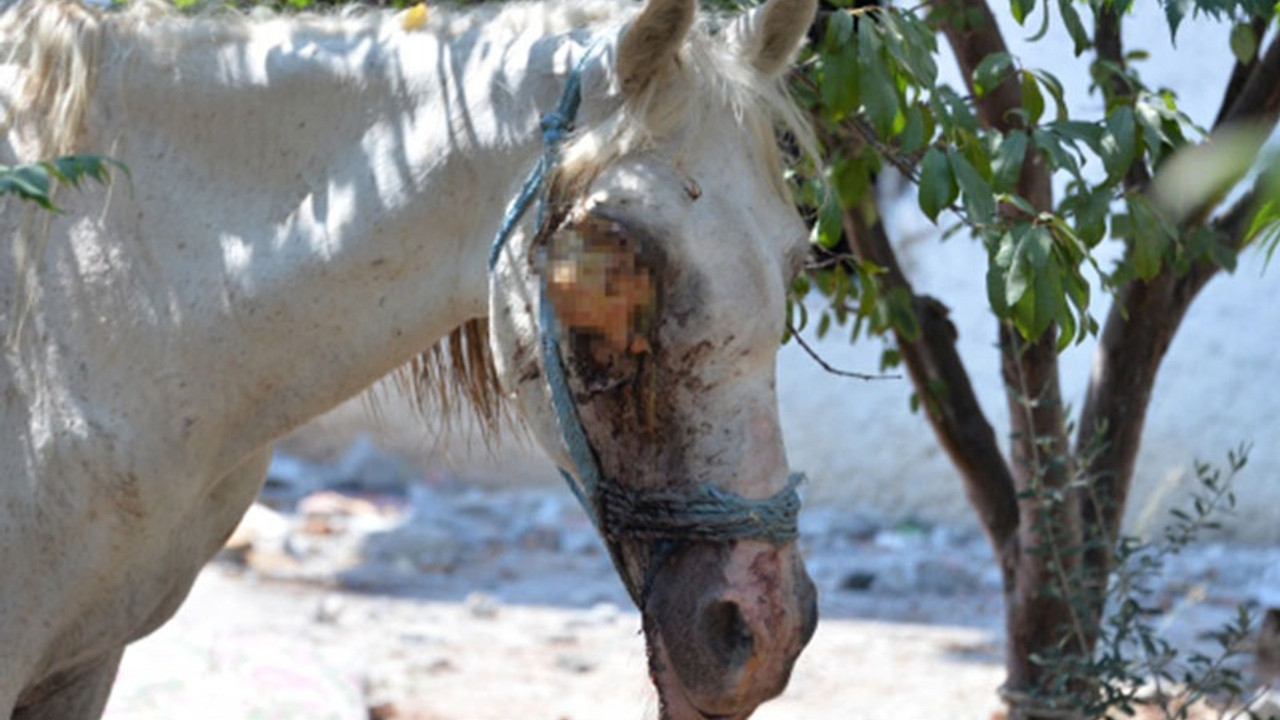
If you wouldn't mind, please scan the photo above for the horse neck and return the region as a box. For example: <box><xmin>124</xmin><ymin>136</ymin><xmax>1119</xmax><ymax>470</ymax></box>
<box><xmin>72</xmin><ymin>6</ymin><xmax>614</xmax><ymax>459</ymax></box>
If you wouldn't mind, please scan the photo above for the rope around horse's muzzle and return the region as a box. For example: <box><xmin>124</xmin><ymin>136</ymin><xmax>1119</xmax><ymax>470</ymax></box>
<box><xmin>599</xmin><ymin>473</ymin><xmax>802</xmax><ymax>544</ymax></box>
<box><xmin>485</xmin><ymin>42</ymin><xmax>803</xmax><ymax>606</ymax></box>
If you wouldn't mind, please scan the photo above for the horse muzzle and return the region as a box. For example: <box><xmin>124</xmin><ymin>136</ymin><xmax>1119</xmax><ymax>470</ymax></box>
<box><xmin>642</xmin><ymin>539</ymin><xmax>818</xmax><ymax>720</ymax></box>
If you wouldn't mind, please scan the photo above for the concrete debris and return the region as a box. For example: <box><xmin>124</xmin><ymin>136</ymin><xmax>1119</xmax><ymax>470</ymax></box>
<box><xmin>465</xmin><ymin>591</ymin><xmax>500</xmax><ymax>619</ymax></box>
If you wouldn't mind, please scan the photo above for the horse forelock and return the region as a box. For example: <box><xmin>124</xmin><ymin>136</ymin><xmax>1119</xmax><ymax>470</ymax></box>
<box><xmin>556</xmin><ymin>15</ymin><xmax>817</xmax><ymax>205</ymax></box>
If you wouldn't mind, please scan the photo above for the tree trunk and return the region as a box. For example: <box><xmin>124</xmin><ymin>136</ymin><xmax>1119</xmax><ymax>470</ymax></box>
<box><xmin>823</xmin><ymin>0</ymin><xmax>1280</xmax><ymax>715</ymax></box>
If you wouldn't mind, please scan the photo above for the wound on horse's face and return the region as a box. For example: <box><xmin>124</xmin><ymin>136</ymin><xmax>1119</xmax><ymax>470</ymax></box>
<box><xmin>544</xmin><ymin>216</ymin><xmax>658</xmax><ymax>377</ymax></box>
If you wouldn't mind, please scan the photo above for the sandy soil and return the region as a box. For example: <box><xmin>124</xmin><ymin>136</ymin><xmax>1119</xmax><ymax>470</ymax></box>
<box><xmin>108</xmin><ymin>566</ymin><xmax>1011</xmax><ymax>720</ymax></box>
<box><xmin>101</xmin><ymin>476</ymin><xmax>1279</xmax><ymax>720</ymax></box>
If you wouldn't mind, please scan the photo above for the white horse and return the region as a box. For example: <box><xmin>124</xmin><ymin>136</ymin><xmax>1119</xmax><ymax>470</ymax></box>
<box><xmin>0</xmin><ymin>0</ymin><xmax>818</xmax><ymax>717</ymax></box>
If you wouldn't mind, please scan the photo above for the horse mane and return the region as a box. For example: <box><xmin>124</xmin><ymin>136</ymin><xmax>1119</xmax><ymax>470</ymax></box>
<box><xmin>2</xmin><ymin>0</ymin><xmax>814</xmax><ymax>439</ymax></box>
<box><xmin>2</xmin><ymin>0</ymin><xmax>108</xmax><ymax>156</ymax></box>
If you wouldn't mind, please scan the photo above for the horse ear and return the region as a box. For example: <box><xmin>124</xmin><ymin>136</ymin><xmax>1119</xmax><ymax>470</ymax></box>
<box><xmin>732</xmin><ymin>0</ymin><xmax>817</xmax><ymax>78</ymax></box>
<box><xmin>616</xmin><ymin>0</ymin><xmax>696</xmax><ymax>97</ymax></box>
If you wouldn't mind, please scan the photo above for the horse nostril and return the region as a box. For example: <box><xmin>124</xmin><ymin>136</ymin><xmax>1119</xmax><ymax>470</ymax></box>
<box><xmin>702</xmin><ymin>600</ymin><xmax>755</xmax><ymax>670</ymax></box>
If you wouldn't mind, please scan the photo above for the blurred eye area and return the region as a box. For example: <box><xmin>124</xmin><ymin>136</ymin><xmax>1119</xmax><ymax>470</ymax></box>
<box><xmin>544</xmin><ymin>215</ymin><xmax>657</xmax><ymax>387</ymax></box>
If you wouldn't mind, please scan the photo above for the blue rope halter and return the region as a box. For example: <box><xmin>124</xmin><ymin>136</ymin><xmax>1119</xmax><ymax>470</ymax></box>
<box><xmin>487</xmin><ymin>44</ymin><xmax>803</xmax><ymax>603</ymax></box>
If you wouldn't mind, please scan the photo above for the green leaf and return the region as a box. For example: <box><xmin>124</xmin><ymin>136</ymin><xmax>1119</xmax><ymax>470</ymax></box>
<box><xmin>814</xmin><ymin>196</ymin><xmax>844</xmax><ymax>249</ymax></box>
<box><xmin>1247</xmin><ymin>157</ymin><xmax>1280</xmax><ymax>261</ymax></box>
<box><xmin>1134</xmin><ymin>99</ymin><xmax>1172</xmax><ymax>149</ymax></box>
<box><xmin>899</xmin><ymin>104</ymin><xmax>928</xmax><ymax>154</ymax></box>
<box><xmin>1134</xmin><ymin>95</ymin><xmax>1195</xmax><ymax>169</ymax></box>
<box><xmin>1230</xmin><ymin>22</ymin><xmax>1258</xmax><ymax>64</ymax></box>
<box><xmin>1058</xmin><ymin>0</ymin><xmax>1090</xmax><ymax>55</ymax></box>
<box><xmin>992</xmin><ymin>130</ymin><xmax>1028</xmax><ymax>193</ymax></box>
<box><xmin>987</xmin><ymin>234</ymin><xmax>1013</xmax><ymax>315</ymax></box>
<box><xmin>1030</xmin><ymin>69</ymin><xmax>1069</xmax><ymax>122</ymax></box>
<box><xmin>0</xmin><ymin>163</ymin><xmax>54</xmax><ymax>209</ymax></box>
<box><xmin>1011</xmin><ymin>0</ymin><xmax>1036</xmax><ymax>24</ymax></box>
<box><xmin>831</xmin><ymin>153</ymin><xmax>873</xmax><ymax>208</ymax></box>
<box><xmin>49</xmin><ymin>154</ymin><xmax>120</xmax><ymax>187</ymax></box>
<box><xmin>824</xmin><ymin>8</ymin><xmax>853</xmax><ymax>49</ymax></box>
<box><xmin>858</xmin><ymin>25</ymin><xmax>899</xmax><ymax>137</ymax></box>
<box><xmin>1012</xmin><ymin>244</ymin><xmax>1061</xmax><ymax>341</ymax></box>
<box><xmin>950</xmin><ymin>151</ymin><xmax>996</xmax><ymax>225</ymax></box>
<box><xmin>1051</xmin><ymin>119</ymin><xmax>1105</xmax><ymax>157</ymax></box>
<box><xmin>1100</xmin><ymin>106</ymin><xmax>1138</xmax><ymax>183</ymax></box>
<box><xmin>1061</xmin><ymin>260</ymin><xmax>1092</xmax><ymax>343</ymax></box>
<box><xmin>1193</xmin><ymin>226</ymin><xmax>1238</xmax><ymax>272</ymax></box>
<box><xmin>1055</xmin><ymin>290</ymin><xmax>1077</xmax><ymax>352</ymax></box>
<box><xmin>880</xmin><ymin>347</ymin><xmax>902</xmax><ymax>370</ymax></box>
<box><xmin>819</xmin><ymin>44</ymin><xmax>860</xmax><ymax>121</ymax></box>
<box><xmin>1033</xmin><ymin>128</ymin><xmax>1085</xmax><ymax>180</ymax></box>
<box><xmin>934</xmin><ymin>85</ymin><xmax>979</xmax><ymax>135</ymax></box>
<box><xmin>1071</xmin><ymin>187</ymin><xmax>1111</xmax><ymax>247</ymax></box>
<box><xmin>1000</xmin><ymin>192</ymin><xmax>1037</xmax><ymax>217</ymax></box>
<box><xmin>898</xmin><ymin>15</ymin><xmax>939</xmax><ymax>86</ymax></box>
<box><xmin>1</xmin><ymin>154</ymin><xmax>125</xmax><ymax>212</ymax></box>
<box><xmin>1001</xmin><ymin>230</ymin><xmax>1031</xmax><ymax>309</ymax></box>
<box><xmin>1128</xmin><ymin>196</ymin><xmax>1170</xmax><ymax>280</ymax></box>
<box><xmin>1019</xmin><ymin>70</ymin><xmax>1046</xmax><ymax>126</ymax></box>
<box><xmin>884</xmin><ymin>286</ymin><xmax>920</xmax><ymax>341</ymax></box>
<box><xmin>972</xmin><ymin>52</ymin><xmax>1015</xmax><ymax>98</ymax></box>
<box><xmin>1004</xmin><ymin>223</ymin><xmax>1053</xmax><ymax>308</ymax></box>
<box><xmin>1163</xmin><ymin>0</ymin><xmax>1194</xmax><ymax>43</ymax></box>
<box><xmin>918</xmin><ymin>147</ymin><xmax>957</xmax><ymax>222</ymax></box>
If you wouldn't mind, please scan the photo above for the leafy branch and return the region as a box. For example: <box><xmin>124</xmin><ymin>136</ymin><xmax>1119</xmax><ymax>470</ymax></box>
<box><xmin>0</xmin><ymin>154</ymin><xmax>126</xmax><ymax>211</ymax></box>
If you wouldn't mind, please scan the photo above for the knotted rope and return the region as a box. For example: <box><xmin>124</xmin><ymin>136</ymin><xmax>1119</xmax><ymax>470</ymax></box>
<box><xmin>601</xmin><ymin>473</ymin><xmax>803</xmax><ymax>543</ymax></box>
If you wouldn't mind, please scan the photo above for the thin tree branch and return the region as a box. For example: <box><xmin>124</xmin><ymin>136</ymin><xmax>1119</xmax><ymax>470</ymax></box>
<box><xmin>1216</xmin><ymin>14</ymin><xmax>1280</xmax><ymax>129</ymax></box>
<box><xmin>786</xmin><ymin>322</ymin><xmax>901</xmax><ymax>381</ymax></box>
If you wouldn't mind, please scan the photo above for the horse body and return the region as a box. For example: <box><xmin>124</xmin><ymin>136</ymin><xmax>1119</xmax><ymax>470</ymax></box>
<box><xmin>2</xmin><ymin>6</ymin><xmax>571</xmax><ymax>710</ymax></box>
<box><xmin>0</xmin><ymin>0</ymin><xmax>818</xmax><ymax>717</ymax></box>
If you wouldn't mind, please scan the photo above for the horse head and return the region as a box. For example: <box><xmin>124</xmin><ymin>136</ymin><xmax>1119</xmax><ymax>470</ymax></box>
<box><xmin>488</xmin><ymin>0</ymin><xmax>818</xmax><ymax>716</ymax></box>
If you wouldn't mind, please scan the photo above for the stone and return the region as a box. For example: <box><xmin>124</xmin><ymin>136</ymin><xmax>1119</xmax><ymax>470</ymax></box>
<box><xmin>466</xmin><ymin>591</ymin><xmax>500</xmax><ymax>619</ymax></box>
<box><xmin>222</xmin><ymin>502</ymin><xmax>290</xmax><ymax>554</ymax></box>
<box><xmin>915</xmin><ymin>558</ymin><xmax>982</xmax><ymax>596</ymax></box>
<box><xmin>361</xmin><ymin>525</ymin><xmax>461</xmax><ymax>573</ymax></box>
<box><xmin>261</xmin><ymin>452</ymin><xmax>326</xmax><ymax>508</ymax></box>
<box><xmin>839</xmin><ymin>571</ymin><xmax>876</xmax><ymax>592</ymax></box>
<box><xmin>555</xmin><ymin>652</ymin><xmax>597</xmax><ymax>674</ymax></box>
<box><xmin>329</xmin><ymin>434</ymin><xmax>417</xmax><ymax>493</ymax></box>
<box><xmin>314</xmin><ymin>594</ymin><xmax>346</xmax><ymax>625</ymax></box>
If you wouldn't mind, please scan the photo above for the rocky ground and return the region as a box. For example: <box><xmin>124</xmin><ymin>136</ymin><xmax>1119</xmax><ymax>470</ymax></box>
<box><xmin>105</xmin><ymin>441</ymin><xmax>1280</xmax><ymax>720</ymax></box>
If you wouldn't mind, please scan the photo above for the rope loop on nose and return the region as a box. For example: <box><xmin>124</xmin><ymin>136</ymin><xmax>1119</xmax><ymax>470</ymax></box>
<box><xmin>600</xmin><ymin>473</ymin><xmax>804</xmax><ymax>544</ymax></box>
